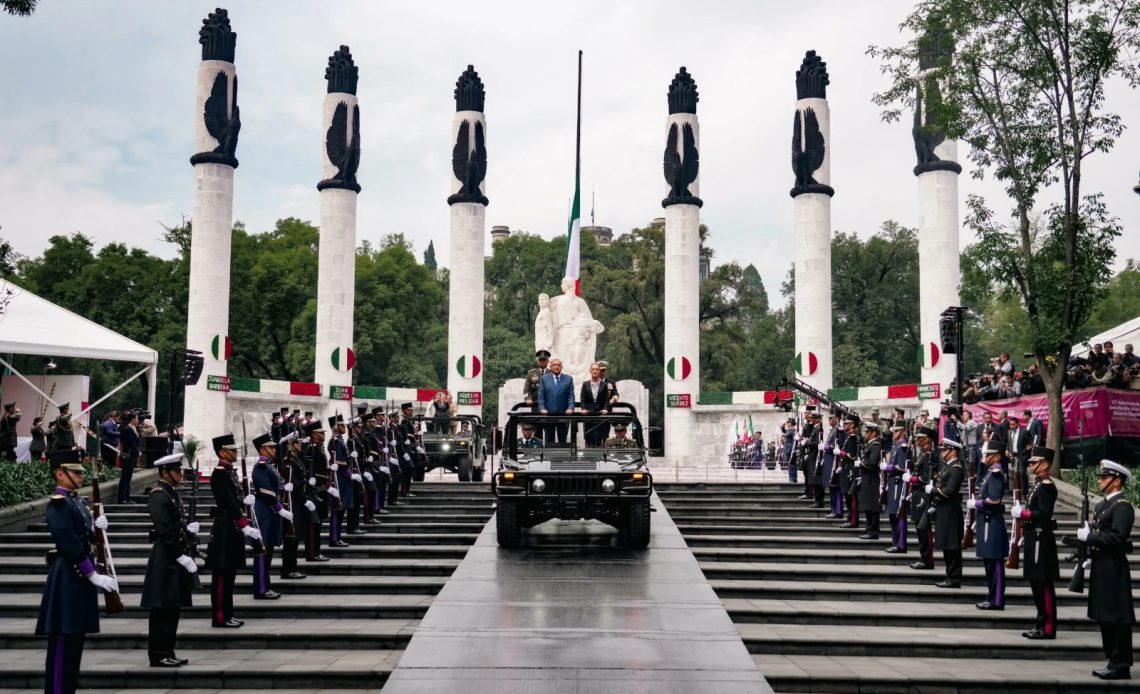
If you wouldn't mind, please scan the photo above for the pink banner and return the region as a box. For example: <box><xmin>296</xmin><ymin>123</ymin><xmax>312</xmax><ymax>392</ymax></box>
<box><xmin>964</xmin><ymin>386</ymin><xmax>1140</xmax><ymax>440</ymax></box>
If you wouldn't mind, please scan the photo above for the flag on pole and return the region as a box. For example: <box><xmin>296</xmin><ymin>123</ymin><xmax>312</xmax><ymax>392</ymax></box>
<box><xmin>564</xmin><ymin>181</ymin><xmax>581</xmax><ymax>295</ymax></box>
<box><xmin>748</xmin><ymin>415</ymin><xmax>754</xmax><ymax>437</ymax></box>
<box><xmin>735</xmin><ymin>420</ymin><xmax>740</xmax><ymax>442</ymax></box>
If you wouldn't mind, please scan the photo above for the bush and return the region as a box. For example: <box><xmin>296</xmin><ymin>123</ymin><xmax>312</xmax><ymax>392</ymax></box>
<box><xmin>1062</xmin><ymin>465</ymin><xmax>1140</xmax><ymax>508</ymax></box>
<box><xmin>0</xmin><ymin>459</ymin><xmax>122</xmax><ymax>508</ymax></box>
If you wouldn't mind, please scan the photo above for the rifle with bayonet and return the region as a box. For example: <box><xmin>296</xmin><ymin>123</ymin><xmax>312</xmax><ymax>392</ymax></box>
<box><xmin>239</xmin><ymin>419</ymin><xmax>266</xmax><ymax>556</ymax></box>
<box><xmin>1063</xmin><ymin>412</ymin><xmax>1091</xmax><ymax>592</ymax></box>
<box><xmin>90</xmin><ymin>424</ymin><xmax>125</xmax><ymax>615</ymax></box>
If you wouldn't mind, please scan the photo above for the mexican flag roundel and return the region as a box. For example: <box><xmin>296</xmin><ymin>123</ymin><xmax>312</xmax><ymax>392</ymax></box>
<box><xmin>331</xmin><ymin>347</ymin><xmax>356</xmax><ymax>371</ymax></box>
<box><xmin>917</xmin><ymin>342</ymin><xmax>940</xmax><ymax>369</ymax></box>
<box><xmin>211</xmin><ymin>335</ymin><xmax>232</xmax><ymax>361</ymax></box>
<box><xmin>667</xmin><ymin>356</ymin><xmax>691</xmax><ymax>381</ymax></box>
<box><xmin>795</xmin><ymin>351</ymin><xmax>818</xmax><ymax>377</ymax></box>
<box><xmin>456</xmin><ymin>354</ymin><xmax>481</xmax><ymax>378</ymax></box>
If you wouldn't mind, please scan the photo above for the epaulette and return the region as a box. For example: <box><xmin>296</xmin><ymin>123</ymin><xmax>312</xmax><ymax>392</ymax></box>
<box><xmin>1040</xmin><ymin>478</ymin><xmax>1055</xmax><ymax>485</ymax></box>
<box><xmin>49</xmin><ymin>494</ymin><xmax>66</xmax><ymax>501</ymax></box>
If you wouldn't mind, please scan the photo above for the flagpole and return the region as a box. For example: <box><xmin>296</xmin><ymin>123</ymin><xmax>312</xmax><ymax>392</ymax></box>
<box><xmin>575</xmin><ymin>49</ymin><xmax>582</xmax><ymax>189</ymax></box>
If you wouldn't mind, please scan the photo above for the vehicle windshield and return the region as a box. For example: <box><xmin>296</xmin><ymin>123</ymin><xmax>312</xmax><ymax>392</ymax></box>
<box><xmin>504</xmin><ymin>408</ymin><xmax>645</xmax><ymax>465</ymax></box>
<box><xmin>410</xmin><ymin>415</ymin><xmax>481</xmax><ymax>438</ymax></box>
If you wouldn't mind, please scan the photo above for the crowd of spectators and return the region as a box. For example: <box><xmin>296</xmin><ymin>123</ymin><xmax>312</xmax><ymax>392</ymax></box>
<box><xmin>959</xmin><ymin>342</ymin><xmax>1137</xmax><ymax>403</ymax></box>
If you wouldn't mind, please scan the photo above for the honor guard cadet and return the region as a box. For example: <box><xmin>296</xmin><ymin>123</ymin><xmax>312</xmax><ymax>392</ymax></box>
<box><xmin>836</xmin><ymin>415</ymin><xmax>861</xmax><ymax>529</ymax></box>
<box><xmin>251</xmin><ymin>433</ymin><xmax>290</xmax><ymax>600</ymax></box>
<box><xmin>345</xmin><ymin>417</ymin><xmax>367</xmax><ymax>535</ymax></box>
<box><xmin>884</xmin><ymin>422</ymin><xmax>909</xmax><ymax>553</ymax></box>
<box><xmin>360</xmin><ymin>413</ymin><xmax>383</xmax><ymax>524</ymax></box>
<box><xmin>602</xmin><ymin>422</ymin><xmax>638</xmax><ymax>449</ymax></box>
<box><xmin>36</xmin><ymin>449</ymin><xmax>118</xmax><ymax>694</ymax></box>
<box><xmin>385</xmin><ymin>412</ymin><xmax>404</xmax><ymax>506</ymax></box>
<box><xmin>204</xmin><ymin>434</ymin><xmax>261</xmax><ymax>628</ymax></box>
<box><xmin>301</xmin><ymin>421</ymin><xmax>331</xmax><ymax>563</ymax></box>
<box><xmin>398</xmin><ymin>403</ymin><xmax>419</xmax><ymax>498</ymax></box>
<box><xmin>821</xmin><ymin>411</ymin><xmax>843</xmax><ymax>518</ymax></box>
<box><xmin>141</xmin><ymin>453</ymin><xmax>197</xmax><ymax>668</ymax></box>
<box><xmin>50</xmin><ymin>403</ymin><xmax>76</xmax><ymax>453</ymax></box>
<box><xmin>370</xmin><ymin>407</ymin><xmax>392</xmax><ymax>516</ymax></box>
<box><xmin>858</xmin><ymin>421</ymin><xmax>882</xmax><ymax>540</ymax></box>
<box><xmin>932</xmin><ymin>437</ymin><xmax>966</xmax><ymax>588</ymax></box>
<box><xmin>1078</xmin><ymin>460</ymin><xmax>1135</xmax><ymax>680</ymax></box>
<box><xmin>278</xmin><ymin>432</ymin><xmax>309</xmax><ymax>578</ymax></box>
<box><xmin>0</xmin><ymin>401</ymin><xmax>19</xmax><ymax>460</ymax></box>
<box><xmin>801</xmin><ymin>408</ymin><xmax>824</xmax><ymax>507</ymax></box>
<box><xmin>326</xmin><ymin>416</ymin><xmax>351</xmax><ymax>547</ymax></box>
<box><xmin>908</xmin><ymin>426</ymin><xmax>938</xmax><ymax>570</ymax></box>
<box><xmin>972</xmin><ymin>441</ymin><xmax>1008</xmax><ymax>609</ymax></box>
<box><xmin>524</xmin><ymin>350</ymin><xmax>552</xmax><ymax>408</ymax></box>
<box><xmin>1015</xmin><ymin>446</ymin><xmax>1059</xmax><ymax>639</ymax></box>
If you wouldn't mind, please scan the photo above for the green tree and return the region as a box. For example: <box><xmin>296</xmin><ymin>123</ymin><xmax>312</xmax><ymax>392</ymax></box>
<box><xmin>2</xmin><ymin>0</ymin><xmax>37</xmax><ymax>16</ymax></box>
<box><xmin>739</xmin><ymin>264</ymin><xmax>769</xmax><ymax>325</ymax></box>
<box><xmin>1084</xmin><ymin>259</ymin><xmax>1140</xmax><ymax>337</ymax></box>
<box><xmin>423</xmin><ymin>240</ymin><xmax>438</xmax><ymax>272</ymax></box>
<box><xmin>871</xmin><ymin>0</ymin><xmax>1139</xmax><ymax>470</ymax></box>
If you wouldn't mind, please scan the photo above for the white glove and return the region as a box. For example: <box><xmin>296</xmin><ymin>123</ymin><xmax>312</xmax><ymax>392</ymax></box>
<box><xmin>175</xmin><ymin>555</ymin><xmax>198</xmax><ymax>574</ymax></box>
<box><xmin>304</xmin><ymin>500</ymin><xmax>316</xmax><ymax>512</ymax></box>
<box><xmin>416</xmin><ymin>445</ymin><xmax>426</xmax><ymax>455</ymax></box>
<box><xmin>186</xmin><ymin>521</ymin><xmax>200</xmax><ymax>535</ymax></box>
<box><xmin>1012</xmin><ymin>501</ymin><xmax>1023</xmax><ymax>517</ymax></box>
<box><xmin>350</xmin><ymin>451</ymin><xmax>358</xmax><ymax>459</ymax></box>
<box><xmin>241</xmin><ymin>525</ymin><xmax>261</xmax><ymax>541</ymax></box>
<box><xmin>925</xmin><ymin>481</ymin><xmax>934</xmax><ymax>494</ymax></box>
<box><xmin>902</xmin><ymin>472</ymin><xmax>913</xmax><ymax>484</ymax></box>
<box><xmin>1082</xmin><ymin>558</ymin><xmax>1092</xmax><ymax>570</ymax></box>
<box><xmin>403</xmin><ymin>453</ymin><xmax>411</xmax><ymax>462</ymax></box>
<box><xmin>329</xmin><ymin>463</ymin><xmax>339</xmax><ymax>472</ymax></box>
<box><xmin>328</xmin><ymin>487</ymin><xmax>341</xmax><ymax>499</ymax></box>
<box><xmin>879</xmin><ymin>461</ymin><xmax>888</xmax><ymax>471</ymax></box>
<box><xmin>279</xmin><ymin>508</ymin><xmax>294</xmax><ymax>522</ymax></box>
<box><xmin>833</xmin><ymin>445</ymin><xmax>842</xmax><ymax>455</ymax></box>
<box><xmin>389</xmin><ymin>457</ymin><xmax>398</xmax><ymax>465</ymax></box>
<box><xmin>308</xmin><ymin>477</ymin><xmax>317</xmax><ymax>486</ymax></box>
<box><xmin>88</xmin><ymin>573</ymin><xmax>118</xmax><ymax>593</ymax></box>
<box><xmin>968</xmin><ymin>496</ymin><xmax>977</xmax><ymax>509</ymax></box>
<box><xmin>284</xmin><ymin>483</ymin><xmax>294</xmax><ymax>493</ymax></box>
<box><xmin>1077</xmin><ymin>522</ymin><xmax>1090</xmax><ymax>542</ymax></box>
<box><xmin>243</xmin><ymin>494</ymin><xmax>255</xmax><ymax>507</ymax></box>
<box><xmin>94</xmin><ymin>515</ymin><xmax>109</xmax><ymax>531</ymax></box>
<box><xmin>351</xmin><ymin>473</ymin><xmax>362</xmax><ymax>483</ymax></box>
<box><xmin>367</xmin><ymin>456</ymin><xmax>376</xmax><ymax>463</ymax></box>
<box><xmin>364</xmin><ymin>472</ymin><xmax>374</xmax><ymax>482</ymax></box>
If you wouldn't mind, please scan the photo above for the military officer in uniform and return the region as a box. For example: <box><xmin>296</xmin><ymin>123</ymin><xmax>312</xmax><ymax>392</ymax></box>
<box><xmin>251</xmin><ymin>433</ymin><xmax>290</xmax><ymax>600</ymax></box>
<box><xmin>141</xmin><ymin>453</ymin><xmax>198</xmax><ymax>668</ymax></box>
<box><xmin>932</xmin><ymin>437</ymin><xmax>965</xmax><ymax>588</ymax></box>
<box><xmin>397</xmin><ymin>403</ymin><xmax>419</xmax><ymax>497</ymax></box>
<box><xmin>30</xmin><ymin>416</ymin><xmax>48</xmax><ymax>462</ymax></box>
<box><xmin>344</xmin><ymin>417</ymin><xmax>367</xmax><ymax>535</ymax></box>
<box><xmin>205</xmin><ymin>434</ymin><xmax>261</xmax><ymax>627</ymax></box>
<box><xmin>836</xmin><ymin>415</ymin><xmax>861</xmax><ymax>529</ymax></box>
<box><xmin>325</xmin><ymin>417</ymin><xmax>351</xmax><ymax>548</ymax></box>
<box><xmin>908</xmin><ymin>426</ymin><xmax>937</xmax><ymax>570</ymax></box>
<box><xmin>821</xmin><ymin>411</ymin><xmax>843</xmax><ymax>518</ymax></box>
<box><xmin>1078</xmin><ymin>459</ymin><xmax>1135</xmax><ymax>680</ymax></box>
<box><xmin>519</xmin><ymin>423</ymin><xmax>544</xmax><ymax>448</ymax></box>
<box><xmin>278</xmin><ymin>432</ymin><xmax>309</xmax><ymax>578</ymax></box>
<box><xmin>0</xmin><ymin>401</ymin><xmax>19</xmax><ymax>460</ymax></box>
<box><xmin>603</xmin><ymin>422</ymin><xmax>639</xmax><ymax>449</ymax></box>
<box><xmin>801</xmin><ymin>409</ymin><xmax>824</xmax><ymax>507</ymax></box>
<box><xmin>524</xmin><ymin>350</ymin><xmax>552</xmax><ymax>410</ymax></box>
<box><xmin>858</xmin><ymin>421</ymin><xmax>883</xmax><ymax>540</ymax></box>
<box><xmin>301</xmin><ymin>421</ymin><xmax>330</xmax><ymax>563</ymax></box>
<box><xmin>1015</xmin><ymin>446</ymin><xmax>1058</xmax><ymax>639</ymax></box>
<box><xmin>50</xmin><ymin>402</ymin><xmax>76</xmax><ymax>453</ymax></box>
<box><xmin>37</xmin><ymin>448</ymin><xmax>118</xmax><ymax>694</ymax></box>
<box><xmin>973</xmin><ymin>440</ymin><xmax>1009</xmax><ymax>609</ymax></box>
<box><xmin>884</xmin><ymin>422</ymin><xmax>909</xmax><ymax>553</ymax></box>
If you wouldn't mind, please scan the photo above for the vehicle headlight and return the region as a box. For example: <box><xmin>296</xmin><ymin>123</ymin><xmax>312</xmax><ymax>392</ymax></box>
<box><xmin>601</xmin><ymin>478</ymin><xmax>616</xmax><ymax>493</ymax></box>
<box><xmin>441</xmin><ymin>443</ymin><xmax>451</xmax><ymax>451</ymax></box>
<box><xmin>531</xmin><ymin>478</ymin><xmax>546</xmax><ymax>493</ymax></box>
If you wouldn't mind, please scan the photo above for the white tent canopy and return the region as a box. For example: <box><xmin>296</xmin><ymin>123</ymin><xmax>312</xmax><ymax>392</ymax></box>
<box><xmin>1074</xmin><ymin>315</ymin><xmax>1140</xmax><ymax>357</ymax></box>
<box><xmin>0</xmin><ymin>281</ymin><xmax>158</xmax><ymax>418</ymax></box>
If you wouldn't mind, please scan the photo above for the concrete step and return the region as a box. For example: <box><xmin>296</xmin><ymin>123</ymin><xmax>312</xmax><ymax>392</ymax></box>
<box><xmin>0</xmin><ymin>555</ymin><xmax>460</xmax><ymax>575</ymax></box>
<box><xmin>0</xmin><ymin>571</ymin><xmax>447</xmax><ymax>595</ymax></box>
<box><xmin>708</xmin><ymin>578</ymin><xmax>1091</xmax><ymax>606</ymax></box>
<box><xmin>0</xmin><ymin>648</ymin><xmax>398</xmax><ymax>690</ymax></box>
<box><xmin>689</xmin><ymin>545</ymin><xmax>1133</xmax><ymax>569</ymax></box>
<box><xmin>753</xmin><ymin>654</ymin><xmax>1137</xmax><ymax>693</ymax></box>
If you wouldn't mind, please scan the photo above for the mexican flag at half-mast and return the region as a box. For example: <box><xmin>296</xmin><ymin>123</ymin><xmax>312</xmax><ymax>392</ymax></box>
<box><xmin>562</xmin><ymin>50</ymin><xmax>583</xmax><ymax>296</ymax></box>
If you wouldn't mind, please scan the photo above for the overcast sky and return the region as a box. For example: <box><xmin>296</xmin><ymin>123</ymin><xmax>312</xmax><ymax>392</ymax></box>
<box><xmin>1</xmin><ymin>1</ymin><xmax>1136</xmax><ymax>302</ymax></box>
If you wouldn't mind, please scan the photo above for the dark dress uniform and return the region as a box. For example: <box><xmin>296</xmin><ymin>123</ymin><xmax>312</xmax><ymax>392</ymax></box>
<box><xmin>0</xmin><ymin>404</ymin><xmax>19</xmax><ymax>460</ymax></box>
<box><xmin>821</xmin><ymin>426</ymin><xmax>841</xmax><ymax>517</ymax></box>
<box><xmin>933</xmin><ymin>451</ymin><xmax>965</xmax><ymax>585</ymax></box>
<box><xmin>1087</xmin><ymin>492</ymin><xmax>1135</xmax><ymax>674</ymax></box>
<box><xmin>36</xmin><ymin>452</ymin><xmax>103</xmax><ymax>694</ymax></box>
<box><xmin>204</xmin><ymin>448</ymin><xmax>249</xmax><ymax>627</ymax></box>
<box><xmin>251</xmin><ymin>454</ymin><xmax>284</xmax><ymax>598</ymax></box>
<box><xmin>301</xmin><ymin>430</ymin><xmax>330</xmax><ymax>562</ymax></box>
<box><xmin>837</xmin><ymin>429</ymin><xmax>861</xmax><ymax>528</ymax></box>
<box><xmin>51</xmin><ymin>413</ymin><xmax>76</xmax><ymax>453</ymax></box>
<box><xmin>858</xmin><ymin>435</ymin><xmax>882</xmax><ymax>538</ymax></box>
<box><xmin>282</xmin><ymin>440</ymin><xmax>315</xmax><ymax>571</ymax></box>
<box><xmin>974</xmin><ymin>467</ymin><xmax>1008</xmax><ymax>607</ymax></box>
<box><xmin>141</xmin><ymin>477</ymin><xmax>194</xmax><ymax>665</ymax></box>
<box><xmin>885</xmin><ymin>438</ymin><xmax>908</xmax><ymax>551</ymax></box>
<box><xmin>30</xmin><ymin>420</ymin><xmax>48</xmax><ymax>461</ymax></box>
<box><xmin>327</xmin><ymin>428</ymin><xmax>351</xmax><ymax>546</ymax></box>
<box><xmin>344</xmin><ymin>431</ymin><xmax>366</xmax><ymax>534</ymax></box>
<box><xmin>397</xmin><ymin>412</ymin><xmax>418</xmax><ymax>496</ymax></box>
<box><xmin>1020</xmin><ymin>476</ymin><xmax>1059</xmax><ymax>637</ymax></box>
<box><xmin>910</xmin><ymin>445</ymin><xmax>936</xmax><ymax>568</ymax></box>
<box><xmin>802</xmin><ymin>420</ymin><xmax>823</xmax><ymax>506</ymax></box>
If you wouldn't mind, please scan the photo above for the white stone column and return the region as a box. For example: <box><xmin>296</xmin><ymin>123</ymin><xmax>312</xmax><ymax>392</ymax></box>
<box><xmin>791</xmin><ymin>52</ymin><xmax>834</xmax><ymax>393</ymax></box>
<box><xmin>661</xmin><ymin>68</ymin><xmax>701</xmax><ymax>467</ymax></box>
<box><xmin>446</xmin><ymin>67</ymin><xmax>488</xmax><ymax>417</ymax></box>
<box><xmin>314</xmin><ymin>46</ymin><xmax>361</xmax><ymax>421</ymax></box>
<box><xmin>917</xmin><ymin>133</ymin><xmax>961</xmax><ymax>407</ymax></box>
<box><xmin>184</xmin><ymin>10</ymin><xmax>239</xmax><ymax>462</ymax></box>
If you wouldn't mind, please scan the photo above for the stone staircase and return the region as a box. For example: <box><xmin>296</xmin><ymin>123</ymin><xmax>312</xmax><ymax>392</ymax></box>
<box><xmin>657</xmin><ymin>482</ymin><xmax>1139</xmax><ymax>693</ymax></box>
<box><xmin>0</xmin><ymin>481</ymin><xmax>493</xmax><ymax>691</ymax></box>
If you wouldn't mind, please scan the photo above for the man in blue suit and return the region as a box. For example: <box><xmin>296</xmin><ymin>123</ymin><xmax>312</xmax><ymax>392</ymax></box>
<box><xmin>538</xmin><ymin>358</ymin><xmax>575</xmax><ymax>443</ymax></box>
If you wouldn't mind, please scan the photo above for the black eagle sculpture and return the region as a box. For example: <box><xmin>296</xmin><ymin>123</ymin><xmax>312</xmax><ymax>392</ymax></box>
<box><xmin>191</xmin><ymin>71</ymin><xmax>241</xmax><ymax>168</ymax></box>
<box><xmin>318</xmin><ymin>102</ymin><xmax>361</xmax><ymax>193</ymax></box>
<box><xmin>790</xmin><ymin>107</ymin><xmax>832</xmax><ymax>197</ymax></box>
<box><xmin>662</xmin><ymin>122</ymin><xmax>701</xmax><ymax>208</ymax></box>
<box><xmin>447</xmin><ymin>119</ymin><xmax>488</xmax><ymax>206</ymax></box>
<box><xmin>912</xmin><ymin>19</ymin><xmax>962</xmax><ymax>176</ymax></box>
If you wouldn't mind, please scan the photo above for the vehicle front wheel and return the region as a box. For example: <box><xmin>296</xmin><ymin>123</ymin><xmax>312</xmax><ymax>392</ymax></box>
<box><xmin>413</xmin><ymin>465</ymin><xmax>426</xmax><ymax>482</ymax></box>
<box><xmin>471</xmin><ymin>465</ymin><xmax>484</xmax><ymax>482</ymax></box>
<box><xmin>496</xmin><ymin>499</ymin><xmax>521</xmax><ymax>547</ymax></box>
<box><xmin>624</xmin><ymin>499</ymin><xmax>651</xmax><ymax>549</ymax></box>
<box><xmin>457</xmin><ymin>456</ymin><xmax>472</xmax><ymax>482</ymax></box>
